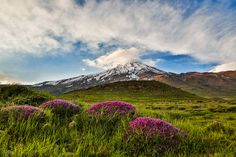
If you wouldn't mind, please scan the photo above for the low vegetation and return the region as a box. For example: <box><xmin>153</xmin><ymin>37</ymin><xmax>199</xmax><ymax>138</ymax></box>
<box><xmin>0</xmin><ymin>85</ymin><xmax>52</xmax><ymax>106</ymax></box>
<box><xmin>0</xmin><ymin>83</ymin><xmax>235</xmax><ymax>156</ymax></box>
<box><xmin>62</xmin><ymin>81</ymin><xmax>202</xmax><ymax>104</ymax></box>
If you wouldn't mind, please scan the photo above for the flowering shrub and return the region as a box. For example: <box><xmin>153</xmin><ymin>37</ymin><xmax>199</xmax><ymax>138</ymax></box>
<box><xmin>40</xmin><ymin>99</ymin><xmax>80</xmax><ymax>116</ymax></box>
<box><xmin>126</xmin><ymin>117</ymin><xmax>186</xmax><ymax>155</ymax></box>
<box><xmin>128</xmin><ymin>117</ymin><xmax>182</xmax><ymax>138</ymax></box>
<box><xmin>87</xmin><ymin>101</ymin><xmax>136</xmax><ymax>117</ymax></box>
<box><xmin>0</xmin><ymin>105</ymin><xmax>44</xmax><ymax>120</ymax></box>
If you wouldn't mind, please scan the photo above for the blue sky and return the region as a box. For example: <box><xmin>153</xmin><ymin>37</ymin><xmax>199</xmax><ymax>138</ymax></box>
<box><xmin>0</xmin><ymin>0</ymin><xmax>235</xmax><ymax>84</ymax></box>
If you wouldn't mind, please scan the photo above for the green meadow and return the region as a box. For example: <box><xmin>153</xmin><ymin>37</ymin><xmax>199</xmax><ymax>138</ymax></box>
<box><xmin>0</xmin><ymin>82</ymin><xmax>236</xmax><ymax>156</ymax></box>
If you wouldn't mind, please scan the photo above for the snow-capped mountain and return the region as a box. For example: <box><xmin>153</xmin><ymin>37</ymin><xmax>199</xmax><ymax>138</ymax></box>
<box><xmin>33</xmin><ymin>61</ymin><xmax>236</xmax><ymax>97</ymax></box>
<box><xmin>33</xmin><ymin>62</ymin><xmax>168</xmax><ymax>94</ymax></box>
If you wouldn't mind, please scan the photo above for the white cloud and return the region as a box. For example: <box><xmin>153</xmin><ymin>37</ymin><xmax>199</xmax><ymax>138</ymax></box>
<box><xmin>142</xmin><ymin>59</ymin><xmax>163</xmax><ymax>67</ymax></box>
<box><xmin>210</xmin><ymin>62</ymin><xmax>236</xmax><ymax>72</ymax></box>
<box><xmin>83</xmin><ymin>47</ymin><xmax>163</xmax><ymax>69</ymax></box>
<box><xmin>83</xmin><ymin>47</ymin><xmax>140</xmax><ymax>69</ymax></box>
<box><xmin>0</xmin><ymin>0</ymin><xmax>235</xmax><ymax>64</ymax></box>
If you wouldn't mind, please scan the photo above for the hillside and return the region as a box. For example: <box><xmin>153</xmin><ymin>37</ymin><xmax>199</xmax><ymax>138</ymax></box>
<box><xmin>155</xmin><ymin>71</ymin><xmax>236</xmax><ymax>98</ymax></box>
<box><xmin>33</xmin><ymin>62</ymin><xmax>236</xmax><ymax>98</ymax></box>
<box><xmin>0</xmin><ymin>85</ymin><xmax>51</xmax><ymax>106</ymax></box>
<box><xmin>62</xmin><ymin>80</ymin><xmax>201</xmax><ymax>103</ymax></box>
<box><xmin>33</xmin><ymin>62</ymin><xmax>168</xmax><ymax>95</ymax></box>
<box><xmin>1</xmin><ymin>83</ymin><xmax>236</xmax><ymax>157</ymax></box>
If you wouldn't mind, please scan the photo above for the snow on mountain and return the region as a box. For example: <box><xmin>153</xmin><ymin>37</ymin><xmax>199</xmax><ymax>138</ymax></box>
<box><xmin>32</xmin><ymin>62</ymin><xmax>236</xmax><ymax>97</ymax></box>
<box><xmin>33</xmin><ymin>62</ymin><xmax>167</xmax><ymax>94</ymax></box>
<box><xmin>106</xmin><ymin>61</ymin><xmax>165</xmax><ymax>75</ymax></box>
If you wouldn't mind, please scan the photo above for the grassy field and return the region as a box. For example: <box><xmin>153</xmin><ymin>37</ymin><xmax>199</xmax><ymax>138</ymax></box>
<box><xmin>0</xmin><ymin>82</ymin><xmax>236</xmax><ymax>156</ymax></box>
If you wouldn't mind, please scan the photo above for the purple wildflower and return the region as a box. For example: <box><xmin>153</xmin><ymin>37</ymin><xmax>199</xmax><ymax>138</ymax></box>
<box><xmin>87</xmin><ymin>101</ymin><xmax>136</xmax><ymax>117</ymax></box>
<box><xmin>125</xmin><ymin>117</ymin><xmax>186</xmax><ymax>154</ymax></box>
<box><xmin>1</xmin><ymin>105</ymin><xmax>44</xmax><ymax>119</ymax></box>
<box><xmin>40</xmin><ymin>99</ymin><xmax>80</xmax><ymax>116</ymax></box>
<box><xmin>127</xmin><ymin>117</ymin><xmax>185</xmax><ymax>141</ymax></box>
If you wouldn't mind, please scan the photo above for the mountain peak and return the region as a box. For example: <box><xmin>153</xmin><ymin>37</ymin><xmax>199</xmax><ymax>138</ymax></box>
<box><xmin>119</xmin><ymin>61</ymin><xmax>149</xmax><ymax>67</ymax></box>
<box><xmin>34</xmin><ymin>61</ymin><xmax>167</xmax><ymax>94</ymax></box>
<box><xmin>112</xmin><ymin>61</ymin><xmax>166</xmax><ymax>74</ymax></box>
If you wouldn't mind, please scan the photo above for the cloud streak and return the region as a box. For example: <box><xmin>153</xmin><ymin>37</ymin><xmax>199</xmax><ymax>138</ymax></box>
<box><xmin>0</xmin><ymin>72</ymin><xmax>19</xmax><ymax>84</ymax></box>
<box><xmin>0</xmin><ymin>0</ymin><xmax>235</xmax><ymax>71</ymax></box>
<box><xmin>83</xmin><ymin>47</ymin><xmax>163</xmax><ymax>69</ymax></box>
<box><xmin>210</xmin><ymin>62</ymin><xmax>236</xmax><ymax>72</ymax></box>
<box><xmin>83</xmin><ymin>47</ymin><xmax>140</xmax><ymax>69</ymax></box>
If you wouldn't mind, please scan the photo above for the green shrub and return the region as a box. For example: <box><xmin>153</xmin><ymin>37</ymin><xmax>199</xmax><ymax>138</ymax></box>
<box><xmin>10</xmin><ymin>94</ymin><xmax>50</xmax><ymax>106</ymax></box>
<box><xmin>0</xmin><ymin>85</ymin><xmax>29</xmax><ymax>100</ymax></box>
<box><xmin>0</xmin><ymin>85</ymin><xmax>52</xmax><ymax>106</ymax></box>
<box><xmin>206</xmin><ymin>121</ymin><xmax>235</xmax><ymax>135</ymax></box>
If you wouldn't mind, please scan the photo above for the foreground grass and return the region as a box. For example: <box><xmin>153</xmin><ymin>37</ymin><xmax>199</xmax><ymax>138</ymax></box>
<box><xmin>0</xmin><ymin>102</ymin><xmax>236</xmax><ymax>157</ymax></box>
<box><xmin>0</xmin><ymin>83</ymin><xmax>236</xmax><ymax>156</ymax></box>
<box><xmin>61</xmin><ymin>83</ymin><xmax>236</xmax><ymax>129</ymax></box>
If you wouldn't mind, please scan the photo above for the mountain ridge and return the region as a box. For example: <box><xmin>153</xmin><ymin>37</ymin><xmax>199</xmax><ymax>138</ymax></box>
<box><xmin>34</xmin><ymin>61</ymin><xmax>166</xmax><ymax>86</ymax></box>
<box><xmin>33</xmin><ymin>62</ymin><xmax>168</xmax><ymax>95</ymax></box>
<box><xmin>33</xmin><ymin>62</ymin><xmax>236</xmax><ymax>98</ymax></box>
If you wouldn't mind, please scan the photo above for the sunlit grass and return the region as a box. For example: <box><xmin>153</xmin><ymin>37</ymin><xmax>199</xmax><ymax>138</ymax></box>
<box><xmin>0</xmin><ymin>100</ymin><xmax>236</xmax><ymax>156</ymax></box>
<box><xmin>0</xmin><ymin>84</ymin><xmax>236</xmax><ymax>156</ymax></box>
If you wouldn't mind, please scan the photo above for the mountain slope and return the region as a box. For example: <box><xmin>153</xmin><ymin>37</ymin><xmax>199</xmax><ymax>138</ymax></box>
<box><xmin>33</xmin><ymin>62</ymin><xmax>168</xmax><ymax>95</ymax></box>
<box><xmin>33</xmin><ymin>62</ymin><xmax>236</xmax><ymax>98</ymax></box>
<box><xmin>62</xmin><ymin>80</ymin><xmax>201</xmax><ymax>103</ymax></box>
<box><xmin>154</xmin><ymin>71</ymin><xmax>236</xmax><ymax>98</ymax></box>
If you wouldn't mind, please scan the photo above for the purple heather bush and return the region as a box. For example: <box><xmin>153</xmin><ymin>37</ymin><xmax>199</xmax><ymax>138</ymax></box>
<box><xmin>126</xmin><ymin>117</ymin><xmax>186</xmax><ymax>155</ymax></box>
<box><xmin>87</xmin><ymin>101</ymin><xmax>136</xmax><ymax>117</ymax></box>
<box><xmin>0</xmin><ymin>105</ymin><xmax>44</xmax><ymax>119</ymax></box>
<box><xmin>40</xmin><ymin>99</ymin><xmax>80</xmax><ymax>116</ymax></box>
<box><xmin>127</xmin><ymin>117</ymin><xmax>185</xmax><ymax>141</ymax></box>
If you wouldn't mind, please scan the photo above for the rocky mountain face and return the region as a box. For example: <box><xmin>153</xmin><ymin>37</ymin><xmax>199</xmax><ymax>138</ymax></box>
<box><xmin>33</xmin><ymin>62</ymin><xmax>168</xmax><ymax>95</ymax></box>
<box><xmin>156</xmin><ymin>71</ymin><xmax>236</xmax><ymax>98</ymax></box>
<box><xmin>33</xmin><ymin>62</ymin><xmax>236</xmax><ymax>98</ymax></box>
